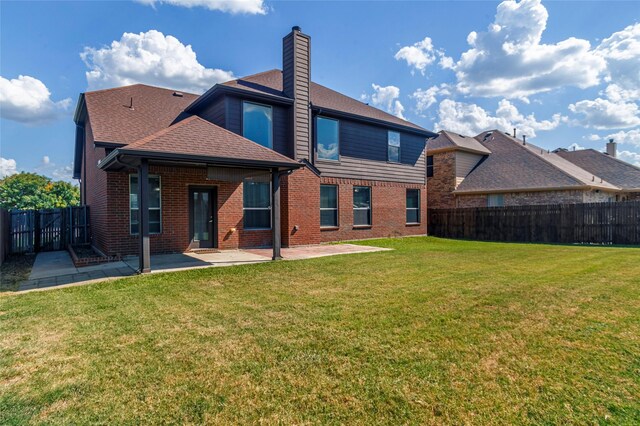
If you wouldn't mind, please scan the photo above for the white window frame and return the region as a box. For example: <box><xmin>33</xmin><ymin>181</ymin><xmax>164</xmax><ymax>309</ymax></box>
<box><xmin>129</xmin><ymin>174</ymin><xmax>162</xmax><ymax>235</ymax></box>
<box><xmin>353</xmin><ymin>186</ymin><xmax>372</xmax><ymax>227</ymax></box>
<box><xmin>242</xmin><ymin>101</ymin><xmax>273</xmax><ymax>149</ymax></box>
<box><xmin>243</xmin><ymin>178</ymin><xmax>272</xmax><ymax>230</ymax></box>
<box><xmin>316</xmin><ymin>116</ymin><xmax>340</xmax><ymax>161</ymax></box>
<box><xmin>388</xmin><ymin>131</ymin><xmax>401</xmax><ymax>163</ymax></box>
<box><xmin>406</xmin><ymin>189</ymin><xmax>420</xmax><ymax>224</ymax></box>
<box><xmin>320</xmin><ymin>184</ymin><xmax>339</xmax><ymax>228</ymax></box>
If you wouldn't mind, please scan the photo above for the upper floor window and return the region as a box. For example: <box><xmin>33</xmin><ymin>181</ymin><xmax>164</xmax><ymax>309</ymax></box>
<box><xmin>427</xmin><ymin>155</ymin><xmax>434</xmax><ymax>177</ymax></box>
<box><xmin>243</xmin><ymin>101</ymin><xmax>273</xmax><ymax>149</ymax></box>
<box><xmin>388</xmin><ymin>131</ymin><xmax>400</xmax><ymax>163</ymax></box>
<box><xmin>130</xmin><ymin>175</ymin><xmax>161</xmax><ymax>235</ymax></box>
<box><xmin>317</xmin><ymin>116</ymin><xmax>339</xmax><ymax>161</ymax></box>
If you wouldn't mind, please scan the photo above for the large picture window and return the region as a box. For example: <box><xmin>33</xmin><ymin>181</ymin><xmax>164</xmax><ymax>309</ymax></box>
<box><xmin>243</xmin><ymin>178</ymin><xmax>271</xmax><ymax>229</ymax></box>
<box><xmin>320</xmin><ymin>185</ymin><xmax>338</xmax><ymax>228</ymax></box>
<box><xmin>388</xmin><ymin>131</ymin><xmax>401</xmax><ymax>163</ymax></box>
<box><xmin>243</xmin><ymin>101</ymin><xmax>273</xmax><ymax>148</ymax></box>
<box><xmin>130</xmin><ymin>175</ymin><xmax>161</xmax><ymax>235</ymax></box>
<box><xmin>317</xmin><ymin>117</ymin><xmax>339</xmax><ymax>160</ymax></box>
<box><xmin>406</xmin><ymin>189</ymin><xmax>420</xmax><ymax>224</ymax></box>
<box><xmin>353</xmin><ymin>186</ymin><xmax>371</xmax><ymax>226</ymax></box>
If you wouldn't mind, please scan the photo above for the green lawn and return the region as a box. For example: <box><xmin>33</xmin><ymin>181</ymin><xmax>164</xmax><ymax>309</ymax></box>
<box><xmin>1</xmin><ymin>237</ymin><xmax>639</xmax><ymax>424</ymax></box>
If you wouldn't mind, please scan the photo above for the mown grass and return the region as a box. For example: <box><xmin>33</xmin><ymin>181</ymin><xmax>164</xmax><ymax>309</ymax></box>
<box><xmin>1</xmin><ymin>237</ymin><xmax>639</xmax><ymax>424</ymax></box>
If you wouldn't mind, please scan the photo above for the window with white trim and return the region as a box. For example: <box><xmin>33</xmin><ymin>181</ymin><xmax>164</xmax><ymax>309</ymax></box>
<box><xmin>388</xmin><ymin>131</ymin><xmax>400</xmax><ymax>162</ymax></box>
<box><xmin>243</xmin><ymin>177</ymin><xmax>271</xmax><ymax>229</ymax></box>
<box><xmin>406</xmin><ymin>189</ymin><xmax>420</xmax><ymax>224</ymax></box>
<box><xmin>353</xmin><ymin>186</ymin><xmax>371</xmax><ymax>226</ymax></box>
<box><xmin>320</xmin><ymin>184</ymin><xmax>338</xmax><ymax>227</ymax></box>
<box><xmin>130</xmin><ymin>175</ymin><xmax>161</xmax><ymax>235</ymax></box>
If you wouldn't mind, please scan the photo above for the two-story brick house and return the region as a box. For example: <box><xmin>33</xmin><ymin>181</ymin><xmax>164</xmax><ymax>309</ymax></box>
<box><xmin>73</xmin><ymin>27</ymin><xmax>436</xmax><ymax>272</ymax></box>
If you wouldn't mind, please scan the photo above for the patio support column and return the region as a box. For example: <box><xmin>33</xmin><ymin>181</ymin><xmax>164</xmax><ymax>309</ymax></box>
<box><xmin>271</xmin><ymin>168</ymin><xmax>282</xmax><ymax>260</ymax></box>
<box><xmin>138</xmin><ymin>158</ymin><xmax>151</xmax><ymax>273</ymax></box>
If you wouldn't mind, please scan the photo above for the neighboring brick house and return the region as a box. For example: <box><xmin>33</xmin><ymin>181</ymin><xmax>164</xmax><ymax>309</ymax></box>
<box><xmin>73</xmin><ymin>26</ymin><xmax>436</xmax><ymax>272</ymax></box>
<box><xmin>426</xmin><ymin>130</ymin><xmax>640</xmax><ymax>209</ymax></box>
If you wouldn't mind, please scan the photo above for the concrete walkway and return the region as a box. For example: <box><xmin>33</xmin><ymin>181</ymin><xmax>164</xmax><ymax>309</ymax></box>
<box><xmin>18</xmin><ymin>244</ymin><xmax>391</xmax><ymax>292</ymax></box>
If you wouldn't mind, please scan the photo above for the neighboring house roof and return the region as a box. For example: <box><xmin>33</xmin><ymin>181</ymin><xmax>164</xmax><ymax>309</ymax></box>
<box><xmin>81</xmin><ymin>84</ymin><xmax>199</xmax><ymax>146</ymax></box>
<box><xmin>455</xmin><ymin>131</ymin><xmax>619</xmax><ymax>194</ymax></box>
<box><xmin>427</xmin><ymin>130</ymin><xmax>491</xmax><ymax>155</ymax></box>
<box><xmin>556</xmin><ymin>149</ymin><xmax>640</xmax><ymax>191</ymax></box>
<box><xmin>99</xmin><ymin>116</ymin><xmax>301</xmax><ymax>171</ymax></box>
<box><xmin>216</xmin><ymin>69</ymin><xmax>430</xmax><ymax>133</ymax></box>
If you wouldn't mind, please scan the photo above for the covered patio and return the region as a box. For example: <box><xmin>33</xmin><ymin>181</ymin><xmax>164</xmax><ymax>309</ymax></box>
<box><xmin>98</xmin><ymin>116</ymin><xmax>302</xmax><ymax>273</ymax></box>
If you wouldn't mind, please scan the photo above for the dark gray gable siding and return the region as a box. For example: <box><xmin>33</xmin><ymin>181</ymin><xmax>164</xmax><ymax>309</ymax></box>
<box><xmin>315</xmin><ymin>117</ymin><xmax>426</xmax><ymax>184</ymax></box>
<box><xmin>225</xmin><ymin>96</ymin><xmax>292</xmax><ymax>158</ymax></box>
<box><xmin>283</xmin><ymin>30</ymin><xmax>311</xmax><ymax>160</ymax></box>
<box><xmin>197</xmin><ymin>96</ymin><xmax>226</xmax><ymax>128</ymax></box>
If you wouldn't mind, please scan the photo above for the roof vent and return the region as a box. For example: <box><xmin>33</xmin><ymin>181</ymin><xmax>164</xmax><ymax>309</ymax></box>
<box><xmin>173</xmin><ymin>91</ymin><xmax>184</xmax><ymax>97</ymax></box>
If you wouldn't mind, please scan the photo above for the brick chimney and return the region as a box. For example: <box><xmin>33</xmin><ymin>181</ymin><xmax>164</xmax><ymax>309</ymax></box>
<box><xmin>283</xmin><ymin>26</ymin><xmax>311</xmax><ymax>160</ymax></box>
<box><xmin>606</xmin><ymin>138</ymin><xmax>617</xmax><ymax>158</ymax></box>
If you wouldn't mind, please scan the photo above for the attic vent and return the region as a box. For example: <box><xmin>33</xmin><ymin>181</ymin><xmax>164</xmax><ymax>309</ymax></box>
<box><xmin>173</xmin><ymin>92</ymin><xmax>184</xmax><ymax>97</ymax></box>
<box><xmin>457</xmin><ymin>134</ymin><xmax>466</xmax><ymax>138</ymax></box>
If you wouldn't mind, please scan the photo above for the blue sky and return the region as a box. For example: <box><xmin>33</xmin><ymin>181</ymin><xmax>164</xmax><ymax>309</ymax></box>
<box><xmin>1</xmin><ymin>0</ymin><xmax>639</xmax><ymax>181</ymax></box>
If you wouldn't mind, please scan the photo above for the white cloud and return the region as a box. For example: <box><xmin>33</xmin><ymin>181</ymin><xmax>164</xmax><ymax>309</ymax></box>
<box><xmin>605</xmin><ymin>129</ymin><xmax>640</xmax><ymax>147</ymax></box>
<box><xmin>395</xmin><ymin>37</ymin><xmax>437</xmax><ymax>75</ymax></box>
<box><xmin>135</xmin><ymin>0</ymin><xmax>267</xmax><ymax>14</ymax></box>
<box><xmin>412</xmin><ymin>84</ymin><xmax>451</xmax><ymax>114</ymax></box>
<box><xmin>618</xmin><ymin>150</ymin><xmax>640</xmax><ymax>167</ymax></box>
<box><xmin>569</xmin><ymin>98</ymin><xmax>640</xmax><ymax>130</ymax></box>
<box><xmin>436</xmin><ymin>98</ymin><xmax>564</xmax><ymax>137</ymax></box>
<box><xmin>567</xmin><ymin>142</ymin><xmax>586</xmax><ymax>151</ymax></box>
<box><xmin>596</xmin><ymin>23</ymin><xmax>640</xmax><ymax>99</ymax></box>
<box><xmin>42</xmin><ymin>156</ymin><xmax>50</xmax><ymax>165</ymax></box>
<box><xmin>370</xmin><ymin>84</ymin><xmax>406</xmax><ymax>119</ymax></box>
<box><xmin>0</xmin><ymin>158</ymin><xmax>18</xmax><ymax>178</ymax></box>
<box><xmin>448</xmin><ymin>0</ymin><xmax>606</xmax><ymax>98</ymax></box>
<box><xmin>81</xmin><ymin>30</ymin><xmax>235</xmax><ymax>93</ymax></box>
<box><xmin>35</xmin><ymin>159</ymin><xmax>75</xmax><ymax>182</ymax></box>
<box><xmin>0</xmin><ymin>75</ymin><xmax>71</xmax><ymax>124</ymax></box>
<box><xmin>584</xmin><ymin>133</ymin><xmax>602</xmax><ymax>141</ymax></box>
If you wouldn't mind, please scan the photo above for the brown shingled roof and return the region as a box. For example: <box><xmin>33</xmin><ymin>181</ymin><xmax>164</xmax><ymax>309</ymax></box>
<box><xmin>222</xmin><ymin>69</ymin><xmax>428</xmax><ymax>132</ymax></box>
<box><xmin>455</xmin><ymin>131</ymin><xmax>618</xmax><ymax>193</ymax></box>
<box><xmin>427</xmin><ymin>130</ymin><xmax>491</xmax><ymax>155</ymax></box>
<box><xmin>118</xmin><ymin>115</ymin><xmax>300</xmax><ymax>168</ymax></box>
<box><xmin>556</xmin><ymin>149</ymin><xmax>640</xmax><ymax>190</ymax></box>
<box><xmin>83</xmin><ymin>84</ymin><xmax>198</xmax><ymax>145</ymax></box>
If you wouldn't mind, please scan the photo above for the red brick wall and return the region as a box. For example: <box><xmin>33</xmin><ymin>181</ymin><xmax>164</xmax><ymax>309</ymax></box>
<box><xmin>102</xmin><ymin>165</ymin><xmax>272</xmax><ymax>256</ymax></box>
<box><xmin>427</xmin><ymin>151</ymin><xmax>457</xmax><ymax>209</ymax></box>
<box><xmin>319</xmin><ymin>177</ymin><xmax>427</xmax><ymax>242</ymax></box>
<box><xmin>81</xmin><ymin>122</ymin><xmax>111</xmax><ymax>255</ymax></box>
<box><xmin>281</xmin><ymin>167</ymin><xmax>321</xmax><ymax>246</ymax></box>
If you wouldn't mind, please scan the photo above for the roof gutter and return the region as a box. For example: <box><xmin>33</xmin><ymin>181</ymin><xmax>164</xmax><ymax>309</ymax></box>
<box><xmin>99</xmin><ymin>148</ymin><xmax>303</xmax><ymax>172</ymax></box>
<box><xmin>427</xmin><ymin>146</ymin><xmax>491</xmax><ymax>156</ymax></box>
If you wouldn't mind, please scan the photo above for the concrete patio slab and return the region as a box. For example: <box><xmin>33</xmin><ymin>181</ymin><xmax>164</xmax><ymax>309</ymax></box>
<box><xmin>17</xmin><ymin>243</ymin><xmax>391</xmax><ymax>292</ymax></box>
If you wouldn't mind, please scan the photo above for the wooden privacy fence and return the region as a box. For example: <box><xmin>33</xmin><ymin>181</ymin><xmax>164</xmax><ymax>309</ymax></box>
<box><xmin>4</xmin><ymin>206</ymin><xmax>90</xmax><ymax>254</ymax></box>
<box><xmin>428</xmin><ymin>201</ymin><xmax>640</xmax><ymax>245</ymax></box>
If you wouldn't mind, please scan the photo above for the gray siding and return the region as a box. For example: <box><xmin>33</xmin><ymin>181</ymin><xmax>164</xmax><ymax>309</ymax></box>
<box><xmin>316</xmin><ymin>119</ymin><xmax>427</xmax><ymax>184</ymax></box>
<box><xmin>197</xmin><ymin>96</ymin><xmax>226</xmax><ymax>128</ymax></box>
<box><xmin>282</xmin><ymin>29</ymin><xmax>311</xmax><ymax>160</ymax></box>
<box><xmin>455</xmin><ymin>151</ymin><xmax>483</xmax><ymax>178</ymax></box>
<box><xmin>225</xmin><ymin>96</ymin><xmax>292</xmax><ymax>158</ymax></box>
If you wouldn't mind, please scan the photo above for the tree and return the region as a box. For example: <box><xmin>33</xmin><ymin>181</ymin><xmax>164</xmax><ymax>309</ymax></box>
<box><xmin>0</xmin><ymin>173</ymin><xmax>80</xmax><ymax>210</ymax></box>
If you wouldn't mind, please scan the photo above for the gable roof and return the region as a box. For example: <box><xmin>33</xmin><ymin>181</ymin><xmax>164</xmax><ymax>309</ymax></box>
<box><xmin>455</xmin><ymin>131</ymin><xmax>618</xmax><ymax>194</ymax></box>
<box><xmin>100</xmin><ymin>115</ymin><xmax>300</xmax><ymax>170</ymax></box>
<box><xmin>215</xmin><ymin>69</ymin><xmax>430</xmax><ymax>134</ymax></box>
<box><xmin>427</xmin><ymin>130</ymin><xmax>491</xmax><ymax>155</ymax></box>
<box><xmin>556</xmin><ymin>149</ymin><xmax>640</xmax><ymax>190</ymax></box>
<box><xmin>79</xmin><ymin>84</ymin><xmax>199</xmax><ymax>145</ymax></box>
